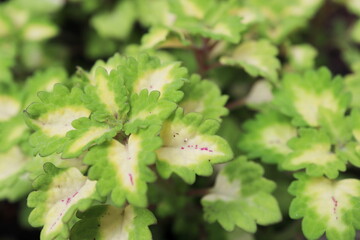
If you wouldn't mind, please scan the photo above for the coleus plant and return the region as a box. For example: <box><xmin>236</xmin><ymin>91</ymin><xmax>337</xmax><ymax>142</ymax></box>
<box><xmin>19</xmin><ymin>53</ymin><xmax>247</xmax><ymax>240</ymax></box>
<box><xmin>3</xmin><ymin>0</ymin><xmax>360</xmax><ymax>239</ymax></box>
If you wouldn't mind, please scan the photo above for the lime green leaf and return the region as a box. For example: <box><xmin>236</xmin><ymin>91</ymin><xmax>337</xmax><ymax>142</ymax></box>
<box><xmin>288</xmin><ymin>44</ymin><xmax>318</xmax><ymax>71</ymax></box>
<box><xmin>0</xmin><ymin>146</ymin><xmax>31</xmax><ymax>201</ymax></box>
<box><xmin>274</xmin><ymin>67</ymin><xmax>350</xmax><ymax>127</ymax></box>
<box><xmin>124</xmin><ymin>89</ymin><xmax>177</xmax><ymax>134</ymax></box>
<box><xmin>244</xmin><ymin>80</ymin><xmax>274</xmax><ymax>108</ymax></box>
<box><xmin>122</xmin><ymin>55</ymin><xmax>188</xmax><ymax>103</ymax></box>
<box><xmin>239</xmin><ymin>0</ymin><xmax>324</xmax><ymax>42</ymax></box>
<box><xmin>24</xmin><ymin>84</ymin><xmax>91</xmax><ymax>156</ymax></box>
<box><xmin>0</xmin><ymin>10</ymin><xmax>13</xmax><ymax>38</ymax></box>
<box><xmin>21</xmin><ymin>18</ymin><xmax>58</xmax><ymax>41</ymax></box>
<box><xmin>319</xmin><ymin>110</ymin><xmax>352</xmax><ymax>145</ymax></box>
<box><xmin>28</xmin><ymin>163</ymin><xmax>101</xmax><ymax>240</ymax></box>
<box><xmin>84</xmin><ymin>66</ymin><xmax>129</xmax><ymax>122</ymax></box>
<box><xmin>62</xmin><ymin>118</ymin><xmax>121</xmax><ymax>158</ymax></box>
<box><xmin>0</xmin><ymin>115</ymin><xmax>29</xmax><ymax>152</ymax></box>
<box><xmin>337</xmin><ymin>0</ymin><xmax>360</xmax><ymax>16</ymax></box>
<box><xmin>141</xmin><ymin>27</ymin><xmax>170</xmax><ymax>49</ymax></box>
<box><xmin>156</xmin><ymin>109</ymin><xmax>233</xmax><ymax>184</ymax></box>
<box><xmin>169</xmin><ymin>0</ymin><xmax>215</xmax><ymax>19</ymax></box>
<box><xmin>239</xmin><ymin>111</ymin><xmax>296</xmax><ymax>164</ymax></box>
<box><xmin>91</xmin><ymin>0</ymin><xmax>136</xmax><ymax>40</ymax></box>
<box><xmin>179</xmin><ymin>74</ymin><xmax>228</xmax><ymax>121</ymax></box>
<box><xmin>344</xmin><ymin>72</ymin><xmax>360</xmax><ymax>108</ymax></box>
<box><xmin>348</xmin><ymin>109</ymin><xmax>360</xmax><ymax>165</ymax></box>
<box><xmin>11</xmin><ymin>0</ymin><xmax>65</xmax><ymax>13</ymax></box>
<box><xmin>23</xmin><ymin>67</ymin><xmax>68</xmax><ymax>107</ymax></box>
<box><xmin>289</xmin><ymin>173</ymin><xmax>360</xmax><ymax>240</ymax></box>
<box><xmin>202</xmin><ymin>157</ymin><xmax>281</xmax><ymax>233</ymax></box>
<box><xmin>71</xmin><ymin>205</ymin><xmax>156</xmax><ymax>240</ymax></box>
<box><xmin>84</xmin><ymin>126</ymin><xmax>162</xmax><ymax>207</ymax></box>
<box><xmin>0</xmin><ymin>92</ymin><xmax>21</xmax><ymax>122</ymax></box>
<box><xmin>282</xmin><ymin>129</ymin><xmax>346</xmax><ymax>179</ymax></box>
<box><xmin>220</xmin><ymin>40</ymin><xmax>280</xmax><ymax>81</ymax></box>
<box><xmin>175</xmin><ymin>15</ymin><xmax>245</xmax><ymax>43</ymax></box>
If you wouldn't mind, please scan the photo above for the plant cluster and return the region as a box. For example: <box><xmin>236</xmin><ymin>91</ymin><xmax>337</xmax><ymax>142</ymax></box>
<box><xmin>2</xmin><ymin>0</ymin><xmax>360</xmax><ymax>240</ymax></box>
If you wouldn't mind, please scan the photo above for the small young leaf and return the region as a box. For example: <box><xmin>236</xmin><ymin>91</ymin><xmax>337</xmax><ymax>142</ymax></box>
<box><xmin>121</xmin><ymin>54</ymin><xmax>188</xmax><ymax>103</ymax></box>
<box><xmin>83</xmin><ymin>66</ymin><xmax>129</xmax><ymax>122</ymax></box>
<box><xmin>179</xmin><ymin>74</ymin><xmax>228</xmax><ymax>121</ymax></box>
<box><xmin>124</xmin><ymin>89</ymin><xmax>177</xmax><ymax>134</ymax></box>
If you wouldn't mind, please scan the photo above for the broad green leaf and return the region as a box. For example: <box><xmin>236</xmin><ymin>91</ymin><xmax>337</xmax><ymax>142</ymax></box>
<box><xmin>167</xmin><ymin>1</ymin><xmax>245</xmax><ymax>43</ymax></box>
<box><xmin>175</xmin><ymin>15</ymin><xmax>244</xmax><ymax>43</ymax></box>
<box><xmin>21</xmin><ymin>18</ymin><xmax>58</xmax><ymax>41</ymax></box>
<box><xmin>244</xmin><ymin>80</ymin><xmax>273</xmax><ymax>108</ymax></box>
<box><xmin>239</xmin><ymin>111</ymin><xmax>296</xmax><ymax>164</ymax></box>
<box><xmin>289</xmin><ymin>173</ymin><xmax>360</xmax><ymax>240</ymax></box>
<box><xmin>124</xmin><ymin>89</ymin><xmax>177</xmax><ymax>134</ymax></box>
<box><xmin>220</xmin><ymin>40</ymin><xmax>280</xmax><ymax>81</ymax></box>
<box><xmin>0</xmin><ymin>146</ymin><xmax>31</xmax><ymax>201</ymax></box>
<box><xmin>274</xmin><ymin>67</ymin><xmax>350</xmax><ymax>127</ymax></box>
<box><xmin>169</xmin><ymin>0</ymin><xmax>215</xmax><ymax>20</ymax></box>
<box><xmin>91</xmin><ymin>0</ymin><xmax>136</xmax><ymax>40</ymax></box>
<box><xmin>239</xmin><ymin>0</ymin><xmax>324</xmax><ymax>42</ymax></box>
<box><xmin>156</xmin><ymin>108</ymin><xmax>233</xmax><ymax>184</ymax></box>
<box><xmin>179</xmin><ymin>74</ymin><xmax>228</xmax><ymax>121</ymax></box>
<box><xmin>62</xmin><ymin>118</ymin><xmax>121</xmax><ymax>158</ymax></box>
<box><xmin>122</xmin><ymin>55</ymin><xmax>187</xmax><ymax>103</ymax></box>
<box><xmin>83</xmin><ymin>66</ymin><xmax>129</xmax><ymax>122</ymax></box>
<box><xmin>135</xmin><ymin>0</ymin><xmax>172</xmax><ymax>27</ymax></box>
<box><xmin>141</xmin><ymin>27</ymin><xmax>170</xmax><ymax>49</ymax></box>
<box><xmin>11</xmin><ymin>0</ymin><xmax>65</xmax><ymax>13</ymax></box>
<box><xmin>71</xmin><ymin>205</ymin><xmax>156</xmax><ymax>240</ymax></box>
<box><xmin>282</xmin><ymin>129</ymin><xmax>346</xmax><ymax>179</ymax></box>
<box><xmin>202</xmin><ymin>157</ymin><xmax>281</xmax><ymax>233</ymax></box>
<box><xmin>84</xmin><ymin>126</ymin><xmax>162</xmax><ymax>207</ymax></box>
<box><xmin>28</xmin><ymin>163</ymin><xmax>101</xmax><ymax>240</ymax></box>
<box><xmin>24</xmin><ymin>84</ymin><xmax>92</xmax><ymax>156</ymax></box>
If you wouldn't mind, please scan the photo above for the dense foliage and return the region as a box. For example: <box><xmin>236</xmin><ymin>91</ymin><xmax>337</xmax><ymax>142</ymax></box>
<box><xmin>2</xmin><ymin>0</ymin><xmax>360</xmax><ymax>239</ymax></box>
